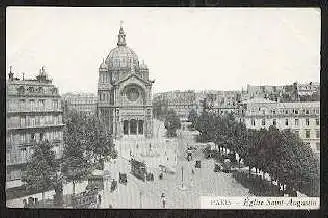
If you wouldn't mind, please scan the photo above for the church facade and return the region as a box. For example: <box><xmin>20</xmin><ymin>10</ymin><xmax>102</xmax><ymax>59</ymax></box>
<box><xmin>97</xmin><ymin>24</ymin><xmax>154</xmax><ymax>138</ymax></box>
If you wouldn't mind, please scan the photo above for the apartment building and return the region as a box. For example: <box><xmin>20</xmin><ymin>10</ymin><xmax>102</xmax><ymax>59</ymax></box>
<box><xmin>62</xmin><ymin>92</ymin><xmax>98</xmax><ymax>115</ymax></box>
<box><xmin>6</xmin><ymin>66</ymin><xmax>64</xmax><ymax>183</ymax></box>
<box><xmin>241</xmin><ymin>97</ymin><xmax>320</xmax><ymax>155</ymax></box>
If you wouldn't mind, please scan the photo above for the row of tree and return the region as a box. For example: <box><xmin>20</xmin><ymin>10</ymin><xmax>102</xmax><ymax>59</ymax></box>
<box><xmin>22</xmin><ymin>110</ymin><xmax>116</xmax><ymax>206</ymax></box>
<box><xmin>164</xmin><ymin>109</ymin><xmax>181</xmax><ymax>137</ymax></box>
<box><xmin>153</xmin><ymin>98</ymin><xmax>169</xmax><ymax>121</ymax></box>
<box><xmin>190</xmin><ymin>109</ymin><xmax>319</xmax><ymax>196</ymax></box>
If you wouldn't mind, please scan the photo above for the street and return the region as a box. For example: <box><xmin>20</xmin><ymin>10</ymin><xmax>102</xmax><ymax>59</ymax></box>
<box><xmin>100</xmin><ymin>120</ymin><xmax>251</xmax><ymax>209</ymax></box>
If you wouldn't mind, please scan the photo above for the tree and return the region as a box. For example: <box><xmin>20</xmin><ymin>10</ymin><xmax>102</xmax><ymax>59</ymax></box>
<box><xmin>84</xmin><ymin>114</ymin><xmax>116</xmax><ymax>165</ymax></box>
<box><xmin>164</xmin><ymin>109</ymin><xmax>181</xmax><ymax>137</ymax></box>
<box><xmin>243</xmin><ymin>129</ymin><xmax>264</xmax><ymax>176</ymax></box>
<box><xmin>21</xmin><ymin>140</ymin><xmax>60</xmax><ymax>206</ymax></box>
<box><xmin>279</xmin><ymin>130</ymin><xmax>319</xmax><ymax>196</ymax></box>
<box><xmin>187</xmin><ymin>109</ymin><xmax>198</xmax><ymax>128</ymax></box>
<box><xmin>62</xmin><ymin>111</ymin><xmax>92</xmax><ymax>194</ymax></box>
<box><xmin>153</xmin><ymin>98</ymin><xmax>169</xmax><ymax>120</ymax></box>
<box><xmin>194</xmin><ymin>110</ymin><xmax>218</xmax><ymax>142</ymax></box>
<box><xmin>232</xmin><ymin>121</ymin><xmax>248</xmax><ymax>167</ymax></box>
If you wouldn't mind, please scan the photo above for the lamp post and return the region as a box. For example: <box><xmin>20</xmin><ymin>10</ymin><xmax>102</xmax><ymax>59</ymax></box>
<box><xmin>139</xmin><ymin>191</ymin><xmax>143</xmax><ymax>208</ymax></box>
<box><xmin>182</xmin><ymin>166</ymin><xmax>184</xmax><ymax>187</ymax></box>
<box><xmin>179</xmin><ymin>166</ymin><xmax>186</xmax><ymax>190</ymax></box>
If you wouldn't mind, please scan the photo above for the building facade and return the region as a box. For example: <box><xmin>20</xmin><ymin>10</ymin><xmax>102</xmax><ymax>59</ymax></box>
<box><xmin>6</xmin><ymin>66</ymin><xmax>64</xmax><ymax>182</ymax></box>
<box><xmin>297</xmin><ymin>82</ymin><xmax>320</xmax><ymax>101</ymax></box>
<box><xmin>241</xmin><ymin>98</ymin><xmax>320</xmax><ymax>154</ymax></box>
<box><xmin>204</xmin><ymin>91</ymin><xmax>241</xmax><ymax>115</ymax></box>
<box><xmin>245</xmin><ymin>82</ymin><xmax>319</xmax><ymax>103</ymax></box>
<box><xmin>153</xmin><ymin>90</ymin><xmax>241</xmax><ymax>121</ymax></box>
<box><xmin>62</xmin><ymin>93</ymin><xmax>97</xmax><ymax>115</ymax></box>
<box><xmin>153</xmin><ymin>91</ymin><xmax>197</xmax><ymax>122</ymax></box>
<box><xmin>97</xmin><ymin>24</ymin><xmax>154</xmax><ymax>138</ymax></box>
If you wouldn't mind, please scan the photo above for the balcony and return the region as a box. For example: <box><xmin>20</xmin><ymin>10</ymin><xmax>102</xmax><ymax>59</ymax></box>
<box><xmin>7</xmin><ymin>106</ymin><xmax>63</xmax><ymax>114</ymax></box>
<box><xmin>7</xmin><ymin>123</ymin><xmax>65</xmax><ymax>131</ymax></box>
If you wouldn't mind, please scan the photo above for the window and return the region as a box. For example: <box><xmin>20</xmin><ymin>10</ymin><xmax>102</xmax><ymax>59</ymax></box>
<box><xmin>306</xmin><ymin>130</ymin><xmax>310</xmax><ymax>138</ymax></box>
<box><xmin>306</xmin><ymin>118</ymin><xmax>310</xmax><ymax>126</ymax></box>
<box><xmin>295</xmin><ymin>119</ymin><xmax>299</xmax><ymax>126</ymax></box>
<box><xmin>37</xmin><ymin>87</ymin><xmax>43</xmax><ymax>93</ymax></box>
<box><xmin>19</xmin><ymin>99</ymin><xmax>25</xmax><ymax>111</ymax></box>
<box><xmin>29</xmin><ymin>99</ymin><xmax>35</xmax><ymax>111</ymax></box>
<box><xmin>53</xmin><ymin>100</ymin><xmax>58</xmax><ymax>109</ymax></box>
<box><xmin>31</xmin><ymin>133</ymin><xmax>35</xmax><ymax>141</ymax></box>
<box><xmin>273</xmin><ymin>119</ymin><xmax>276</xmax><ymax>126</ymax></box>
<box><xmin>39</xmin><ymin>99</ymin><xmax>45</xmax><ymax>110</ymax></box>
<box><xmin>285</xmin><ymin>110</ymin><xmax>288</xmax><ymax>115</ymax></box>
<box><xmin>316</xmin><ymin>130</ymin><xmax>320</xmax><ymax>138</ymax></box>
<box><xmin>262</xmin><ymin>119</ymin><xmax>266</xmax><ymax>126</ymax></box>
<box><xmin>52</xmin><ymin>88</ymin><xmax>58</xmax><ymax>94</ymax></box>
<box><xmin>285</xmin><ymin>119</ymin><xmax>289</xmax><ymax>126</ymax></box>
<box><xmin>20</xmin><ymin>116</ymin><xmax>26</xmax><ymax>128</ymax></box>
<box><xmin>272</xmin><ymin>110</ymin><xmax>275</xmax><ymax>115</ymax></box>
<box><xmin>294</xmin><ymin>110</ymin><xmax>298</xmax><ymax>114</ymax></box>
<box><xmin>316</xmin><ymin>119</ymin><xmax>320</xmax><ymax>125</ymax></box>
<box><xmin>316</xmin><ymin>142</ymin><xmax>320</xmax><ymax>151</ymax></box>
<box><xmin>295</xmin><ymin>130</ymin><xmax>299</xmax><ymax>136</ymax></box>
<box><xmin>306</xmin><ymin>110</ymin><xmax>309</xmax><ymax>115</ymax></box>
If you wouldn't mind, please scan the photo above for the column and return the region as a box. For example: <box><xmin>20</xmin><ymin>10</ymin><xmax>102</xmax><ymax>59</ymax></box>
<box><xmin>128</xmin><ymin>120</ymin><xmax>130</xmax><ymax>135</ymax></box>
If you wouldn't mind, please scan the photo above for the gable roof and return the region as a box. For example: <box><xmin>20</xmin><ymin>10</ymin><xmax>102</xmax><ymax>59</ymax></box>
<box><xmin>113</xmin><ymin>73</ymin><xmax>154</xmax><ymax>86</ymax></box>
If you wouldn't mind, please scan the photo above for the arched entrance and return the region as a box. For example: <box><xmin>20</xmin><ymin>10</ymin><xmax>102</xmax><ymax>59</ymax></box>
<box><xmin>130</xmin><ymin>119</ymin><xmax>137</xmax><ymax>135</ymax></box>
<box><xmin>123</xmin><ymin>120</ymin><xmax>129</xmax><ymax>135</ymax></box>
<box><xmin>123</xmin><ymin>119</ymin><xmax>144</xmax><ymax>136</ymax></box>
<box><xmin>138</xmin><ymin>120</ymin><xmax>144</xmax><ymax>134</ymax></box>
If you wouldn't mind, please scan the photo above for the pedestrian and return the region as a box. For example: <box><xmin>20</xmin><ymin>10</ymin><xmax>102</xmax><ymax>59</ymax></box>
<box><xmin>23</xmin><ymin>199</ymin><xmax>28</xmax><ymax>208</ymax></box>
<box><xmin>98</xmin><ymin>194</ymin><xmax>102</xmax><ymax>208</ymax></box>
<box><xmin>192</xmin><ymin>168</ymin><xmax>195</xmax><ymax>175</ymax></box>
<box><xmin>161</xmin><ymin>193</ymin><xmax>166</xmax><ymax>208</ymax></box>
<box><xmin>34</xmin><ymin>197</ymin><xmax>39</xmax><ymax>207</ymax></box>
<box><xmin>28</xmin><ymin>197</ymin><xmax>34</xmax><ymax>208</ymax></box>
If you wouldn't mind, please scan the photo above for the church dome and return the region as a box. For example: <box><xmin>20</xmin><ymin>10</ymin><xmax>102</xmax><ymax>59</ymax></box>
<box><xmin>104</xmin><ymin>24</ymin><xmax>139</xmax><ymax>70</ymax></box>
<box><xmin>105</xmin><ymin>46</ymin><xmax>139</xmax><ymax>69</ymax></box>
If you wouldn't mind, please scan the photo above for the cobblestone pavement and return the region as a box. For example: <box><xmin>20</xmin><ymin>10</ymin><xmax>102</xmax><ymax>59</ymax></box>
<box><xmin>100</xmin><ymin>120</ymin><xmax>251</xmax><ymax>209</ymax></box>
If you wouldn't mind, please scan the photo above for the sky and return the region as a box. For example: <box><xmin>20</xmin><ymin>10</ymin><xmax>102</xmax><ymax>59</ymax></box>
<box><xmin>6</xmin><ymin>7</ymin><xmax>320</xmax><ymax>94</ymax></box>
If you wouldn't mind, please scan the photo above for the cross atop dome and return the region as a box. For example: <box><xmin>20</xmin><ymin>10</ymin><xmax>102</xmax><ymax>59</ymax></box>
<box><xmin>117</xmin><ymin>20</ymin><xmax>127</xmax><ymax>46</ymax></box>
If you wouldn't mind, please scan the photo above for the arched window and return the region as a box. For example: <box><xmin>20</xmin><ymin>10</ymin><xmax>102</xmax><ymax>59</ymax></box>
<box><xmin>28</xmin><ymin>87</ymin><xmax>34</xmax><ymax>93</ymax></box>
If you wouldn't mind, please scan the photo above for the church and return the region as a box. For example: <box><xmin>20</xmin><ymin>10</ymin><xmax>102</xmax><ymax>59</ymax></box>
<box><xmin>97</xmin><ymin>23</ymin><xmax>154</xmax><ymax>138</ymax></box>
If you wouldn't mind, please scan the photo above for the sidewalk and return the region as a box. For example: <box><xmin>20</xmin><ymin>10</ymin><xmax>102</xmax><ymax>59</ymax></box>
<box><xmin>6</xmin><ymin>180</ymin><xmax>88</xmax><ymax>208</ymax></box>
